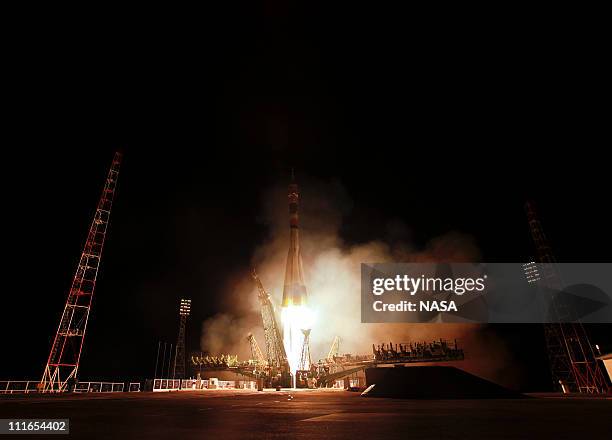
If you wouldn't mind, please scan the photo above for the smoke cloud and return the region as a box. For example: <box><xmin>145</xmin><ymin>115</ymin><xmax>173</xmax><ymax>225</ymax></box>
<box><xmin>200</xmin><ymin>178</ymin><xmax>519</xmax><ymax>388</ymax></box>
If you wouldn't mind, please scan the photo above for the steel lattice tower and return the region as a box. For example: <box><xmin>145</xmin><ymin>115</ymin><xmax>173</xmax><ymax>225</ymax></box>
<box><xmin>326</xmin><ymin>336</ymin><xmax>340</xmax><ymax>362</ymax></box>
<box><xmin>41</xmin><ymin>152</ymin><xmax>122</xmax><ymax>392</ymax></box>
<box><xmin>251</xmin><ymin>269</ymin><xmax>290</xmax><ymax>373</ymax></box>
<box><xmin>526</xmin><ymin>201</ymin><xmax>609</xmax><ymax>393</ymax></box>
<box><xmin>173</xmin><ymin>298</ymin><xmax>191</xmax><ymax>379</ymax></box>
<box><xmin>247</xmin><ymin>333</ymin><xmax>266</xmax><ymax>366</ymax></box>
<box><xmin>298</xmin><ymin>329</ymin><xmax>312</xmax><ymax>371</ymax></box>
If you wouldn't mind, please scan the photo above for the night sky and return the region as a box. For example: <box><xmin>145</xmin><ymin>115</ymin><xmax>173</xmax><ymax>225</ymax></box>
<box><xmin>2</xmin><ymin>7</ymin><xmax>609</xmax><ymax>391</ymax></box>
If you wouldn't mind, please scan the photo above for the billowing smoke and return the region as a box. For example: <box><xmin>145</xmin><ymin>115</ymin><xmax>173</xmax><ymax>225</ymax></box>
<box><xmin>201</xmin><ymin>178</ymin><xmax>518</xmax><ymax>388</ymax></box>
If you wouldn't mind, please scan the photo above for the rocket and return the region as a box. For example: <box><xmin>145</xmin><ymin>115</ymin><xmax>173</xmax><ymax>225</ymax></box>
<box><xmin>281</xmin><ymin>176</ymin><xmax>308</xmax><ymax>307</ymax></box>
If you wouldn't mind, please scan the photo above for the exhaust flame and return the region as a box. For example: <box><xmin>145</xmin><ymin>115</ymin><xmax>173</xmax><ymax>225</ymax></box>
<box><xmin>282</xmin><ymin>305</ymin><xmax>315</xmax><ymax>383</ymax></box>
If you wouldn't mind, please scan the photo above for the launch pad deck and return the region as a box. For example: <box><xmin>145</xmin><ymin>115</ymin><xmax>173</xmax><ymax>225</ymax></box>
<box><xmin>1</xmin><ymin>389</ymin><xmax>610</xmax><ymax>439</ymax></box>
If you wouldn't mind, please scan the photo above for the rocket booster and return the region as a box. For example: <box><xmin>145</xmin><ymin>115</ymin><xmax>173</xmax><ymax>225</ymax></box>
<box><xmin>281</xmin><ymin>179</ymin><xmax>308</xmax><ymax>307</ymax></box>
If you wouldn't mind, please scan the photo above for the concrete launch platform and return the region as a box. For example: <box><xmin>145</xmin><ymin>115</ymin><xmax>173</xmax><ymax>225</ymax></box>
<box><xmin>1</xmin><ymin>389</ymin><xmax>610</xmax><ymax>439</ymax></box>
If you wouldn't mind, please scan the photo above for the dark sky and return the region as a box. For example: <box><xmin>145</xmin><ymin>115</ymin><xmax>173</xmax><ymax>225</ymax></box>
<box><xmin>2</xmin><ymin>7</ymin><xmax>609</xmax><ymax>391</ymax></box>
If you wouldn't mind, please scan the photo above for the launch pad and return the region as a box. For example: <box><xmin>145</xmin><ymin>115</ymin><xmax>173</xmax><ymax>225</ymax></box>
<box><xmin>189</xmin><ymin>338</ymin><xmax>465</xmax><ymax>389</ymax></box>
<box><xmin>190</xmin><ymin>178</ymin><xmax>468</xmax><ymax>389</ymax></box>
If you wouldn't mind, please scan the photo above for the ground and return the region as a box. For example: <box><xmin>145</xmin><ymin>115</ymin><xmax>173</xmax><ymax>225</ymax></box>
<box><xmin>1</xmin><ymin>389</ymin><xmax>611</xmax><ymax>439</ymax></box>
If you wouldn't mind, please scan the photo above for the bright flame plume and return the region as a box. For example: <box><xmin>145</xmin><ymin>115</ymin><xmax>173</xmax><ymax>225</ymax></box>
<box><xmin>282</xmin><ymin>305</ymin><xmax>316</xmax><ymax>385</ymax></box>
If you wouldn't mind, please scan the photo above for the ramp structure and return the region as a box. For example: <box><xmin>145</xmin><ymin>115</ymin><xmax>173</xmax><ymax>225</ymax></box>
<box><xmin>363</xmin><ymin>366</ymin><xmax>523</xmax><ymax>399</ymax></box>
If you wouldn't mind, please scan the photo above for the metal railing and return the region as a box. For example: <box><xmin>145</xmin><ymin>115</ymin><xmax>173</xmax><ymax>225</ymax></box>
<box><xmin>152</xmin><ymin>379</ymin><xmax>201</xmax><ymax>391</ymax></box>
<box><xmin>152</xmin><ymin>378</ymin><xmax>257</xmax><ymax>391</ymax></box>
<box><xmin>0</xmin><ymin>381</ymin><xmax>41</xmax><ymax>394</ymax></box>
<box><xmin>152</xmin><ymin>379</ymin><xmax>183</xmax><ymax>391</ymax></box>
<box><xmin>1</xmin><ymin>380</ymin><xmax>142</xmax><ymax>394</ymax></box>
<box><xmin>73</xmin><ymin>382</ymin><xmax>125</xmax><ymax>393</ymax></box>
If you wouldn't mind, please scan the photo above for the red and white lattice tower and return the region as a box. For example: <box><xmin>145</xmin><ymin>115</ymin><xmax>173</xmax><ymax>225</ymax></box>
<box><xmin>40</xmin><ymin>152</ymin><xmax>122</xmax><ymax>392</ymax></box>
<box><xmin>526</xmin><ymin>200</ymin><xmax>609</xmax><ymax>394</ymax></box>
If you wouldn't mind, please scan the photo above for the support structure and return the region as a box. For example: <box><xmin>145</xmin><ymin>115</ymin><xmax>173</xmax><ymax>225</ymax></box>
<box><xmin>526</xmin><ymin>201</ymin><xmax>608</xmax><ymax>393</ymax></box>
<box><xmin>327</xmin><ymin>336</ymin><xmax>340</xmax><ymax>362</ymax></box>
<box><xmin>251</xmin><ymin>269</ymin><xmax>290</xmax><ymax>385</ymax></box>
<box><xmin>247</xmin><ymin>333</ymin><xmax>266</xmax><ymax>367</ymax></box>
<box><xmin>298</xmin><ymin>329</ymin><xmax>312</xmax><ymax>372</ymax></box>
<box><xmin>173</xmin><ymin>298</ymin><xmax>191</xmax><ymax>379</ymax></box>
<box><xmin>41</xmin><ymin>152</ymin><xmax>122</xmax><ymax>392</ymax></box>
